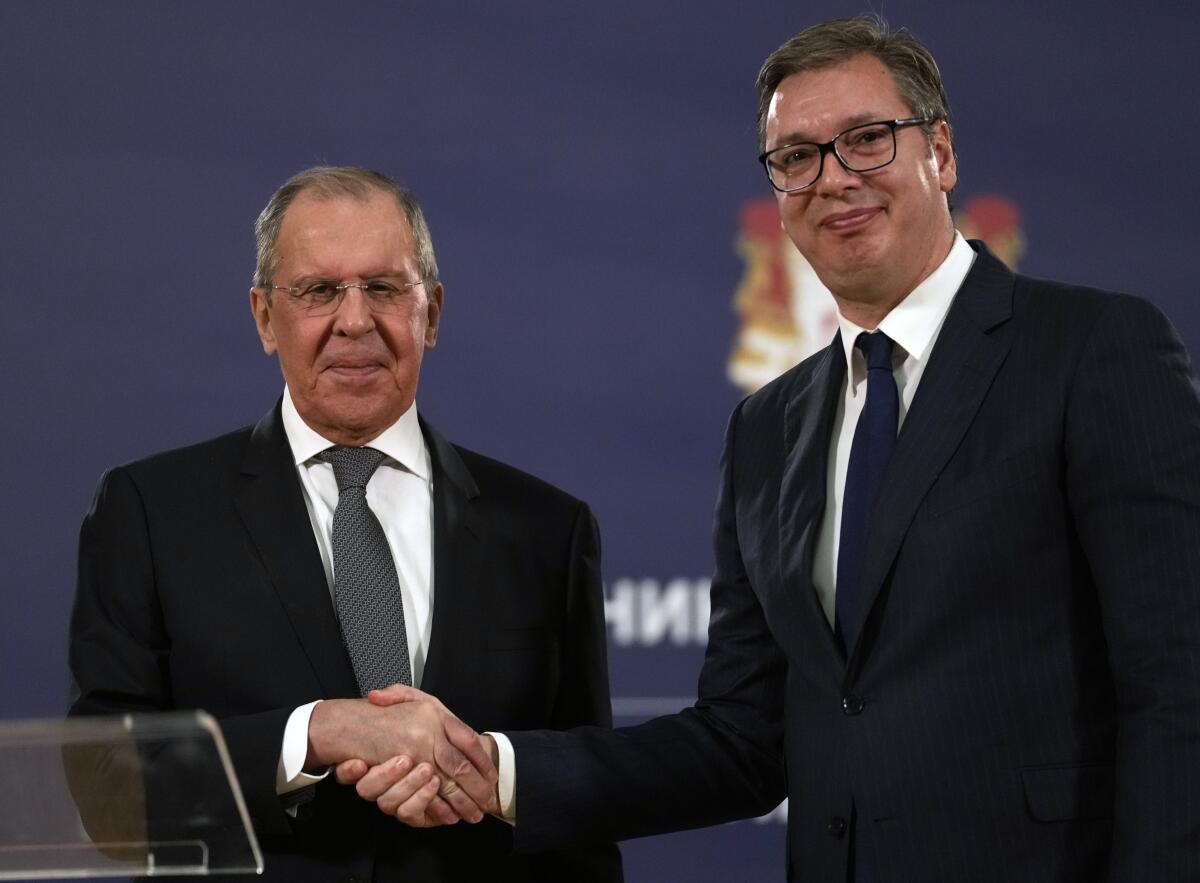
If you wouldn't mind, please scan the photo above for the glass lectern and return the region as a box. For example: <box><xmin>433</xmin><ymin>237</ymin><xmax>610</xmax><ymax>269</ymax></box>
<box><xmin>0</xmin><ymin>711</ymin><xmax>261</xmax><ymax>878</ymax></box>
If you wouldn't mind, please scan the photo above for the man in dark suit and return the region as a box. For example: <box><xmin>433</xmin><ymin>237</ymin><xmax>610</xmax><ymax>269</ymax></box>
<box><xmin>67</xmin><ymin>166</ymin><xmax>622</xmax><ymax>881</ymax></box>
<box><xmin>355</xmin><ymin>16</ymin><xmax>1200</xmax><ymax>882</ymax></box>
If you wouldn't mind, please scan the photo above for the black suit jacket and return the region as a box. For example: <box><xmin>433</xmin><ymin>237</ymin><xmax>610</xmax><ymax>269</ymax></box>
<box><xmin>69</xmin><ymin>403</ymin><xmax>622</xmax><ymax>882</ymax></box>
<box><xmin>508</xmin><ymin>243</ymin><xmax>1200</xmax><ymax>882</ymax></box>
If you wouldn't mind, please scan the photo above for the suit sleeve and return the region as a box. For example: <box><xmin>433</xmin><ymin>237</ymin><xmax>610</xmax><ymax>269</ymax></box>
<box><xmin>509</xmin><ymin>400</ymin><xmax>787</xmax><ymax>852</ymax></box>
<box><xmin>68</xmin><ymin>466</ymin><xmax>296</xmax><ymax>836</ymax></box>
<box><xmin>521</xmin><ymin>502</ymin><xmax>624</xmax><ymax>881</ymax></box>
<box><xmin>549</xmin><ymin>503</ymin><xmax>612</xmax><ymax>731</ymax></box>
<box><xmin>1065</xmin><ymin>295</ymin><xmax>1200</xmax><ymax>880</ymax></box>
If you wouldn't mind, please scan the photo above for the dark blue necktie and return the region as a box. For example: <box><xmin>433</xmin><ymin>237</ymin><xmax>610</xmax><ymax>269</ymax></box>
<box><xmin>835</xmin><ymin>331</ymin><xmax>898</xmax><ymax>655</ymax></box>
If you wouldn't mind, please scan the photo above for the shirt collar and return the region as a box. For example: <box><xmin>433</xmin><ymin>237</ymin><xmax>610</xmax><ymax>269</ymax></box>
<box><xmin>836</xmin><ymin>231</ymin><xmax>976</xmax><ymax>375</ymax></box>
<box><xmin>280</xmin><ymin>387</ymin><xmax>430</xmax><ymax>481</ymax></box>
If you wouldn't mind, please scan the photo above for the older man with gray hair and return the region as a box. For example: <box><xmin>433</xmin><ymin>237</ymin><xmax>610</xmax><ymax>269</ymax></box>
<box><xmin>68</xmin><ymin>165</ymin><xmax>622</xmax><ymax>882</ymax></box>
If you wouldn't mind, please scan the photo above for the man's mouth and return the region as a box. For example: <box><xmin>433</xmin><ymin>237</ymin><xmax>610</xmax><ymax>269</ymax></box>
<box><xmin>325</xmin><ymin>360</ymin><xmax>383</xmax><ymax>377</ymax></box>
<box><xmin>820</xmin><ymin>207</ymin><xmax>882</xmax><ymax>232</ymax></box>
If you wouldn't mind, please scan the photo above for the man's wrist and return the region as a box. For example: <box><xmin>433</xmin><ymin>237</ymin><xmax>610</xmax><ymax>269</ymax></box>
<box><xmin>480</xmin><ymin>733</ymin><xmax>499</xmax><ymax>768</ymax></box>
<box><xmin>305</xmin><ymin>697</ymin><xmax>355</xmax><ymax>769</ymax></box>
<box><xmin>279</xmin><ymin>700</ymin><xmax>327</xmax><ymax>793</ymax></box>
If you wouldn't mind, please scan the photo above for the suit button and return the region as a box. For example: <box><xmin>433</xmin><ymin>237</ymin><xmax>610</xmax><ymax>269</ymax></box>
<box><xmin>827</xmin><ymin>816</ymin><xmax>847</xmax><ymax>838</ymax></box>
<box><xmin>842</xmin><ymin>693</ymin><xmax>865</xmax><ymax>715</ymax></box>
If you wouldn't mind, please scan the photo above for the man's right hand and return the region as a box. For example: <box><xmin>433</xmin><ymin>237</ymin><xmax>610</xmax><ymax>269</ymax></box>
<box><xmin>306</xmin><ymin>690</ymin><xmax>497</xmax><ymax>824</ymax></box>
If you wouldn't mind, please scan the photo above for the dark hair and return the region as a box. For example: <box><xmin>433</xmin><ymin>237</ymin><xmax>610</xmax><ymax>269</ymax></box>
<box><xmin>755</xmin><ymin>15</ymin><xmax>951</xmax><ymax>150</ymax></box>
<box><xmin>253</xmin><ymin>166</ymin><xmax>439</xmax><ymax>289</ymax></box>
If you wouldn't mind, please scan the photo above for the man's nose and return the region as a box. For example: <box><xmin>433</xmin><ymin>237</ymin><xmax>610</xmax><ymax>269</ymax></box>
<box><xmin>332</xmin><ymin>285</ymin><xmax>376</xmax><ymax>336</ymax></box>
<box><xmin>811</xmin><ymin>146</ymin><xmax>859</xmax><ymax>196</ymax></box>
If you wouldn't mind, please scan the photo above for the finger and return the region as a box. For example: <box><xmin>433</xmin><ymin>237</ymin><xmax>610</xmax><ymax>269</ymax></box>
<box><xmin>334</xmin><ymin>758</ymin><xmax>369</xmax><ymax>785</ymax></box>
<box><xmin>435</xmin><ymin>743</ymin><xmax>497</xmax><ymax>815</ymax></box>
<box><xmin>435</xmin><ymin>732</ymin><xmax>498</xmax><ymax>815</ymax></box>
<box><xmin>442</xmin><ymin>716</ymin><xmax>498</xmax><ymax>784</ymax></box>
<box><xmin>437</xmin><ymin>777</ymin><xmax>484</xmax><ymax>824</ymax></box>
<box><xmin>366</xmin><ymin>683</ymin><xmax>427</xmax><ymax>707</ymax></box>
<box><xmin>354</xmin><ymin>756</ymin><xmax>413</xmax><ymax>802</ymax></box>
<box><xmin>392</xmin><ymin>773</ymin><xmax>445</xmax><ymax>828</ymax></box>
<box><xmin>423</xmin><ymin>794</ymin><xmax>462</xmax><ymax>827</ymax></box>
<box><xmin>375</xmin><ymin>763</ymin><xmax>437</xmax><ymax>817</ymax></box>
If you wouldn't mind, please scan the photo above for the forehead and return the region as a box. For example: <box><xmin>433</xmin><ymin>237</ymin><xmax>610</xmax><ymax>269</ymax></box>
<box><xmin>765</xmin><ymin>54</ymin><xmax>909</xmax><ymax>147</ymax></box>
<box><xmin>276</xmin><ymin>190</ymin><xmax>417</xmax><ymax>273</ymax></box>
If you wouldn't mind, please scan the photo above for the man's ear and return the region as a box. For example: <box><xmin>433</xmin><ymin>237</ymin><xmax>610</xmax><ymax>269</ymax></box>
<box><xmin>249</xmin><ymin>287</ymin><xmax>278</xmax><ymax>356</ymax></box>
<box><xmin>931</xmin><ymin>119</ymin><xmax>957</xmax><ymax>194</ymax></box>
<box><xmin>423</xmin><ymin>282</ymin><xmax>444</xmax><ymax>349</ymax></box>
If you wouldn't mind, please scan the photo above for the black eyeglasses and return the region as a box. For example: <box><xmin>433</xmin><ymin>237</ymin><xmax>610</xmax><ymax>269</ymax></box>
<box><xmin>758</xmin><ymin>118</ymin><xmax>931</xmax><ymax>193</ymax></box>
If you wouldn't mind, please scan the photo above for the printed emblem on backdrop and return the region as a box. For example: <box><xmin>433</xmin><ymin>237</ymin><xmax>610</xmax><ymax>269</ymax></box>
<box><xmin>727</xmin><ymin>193</ymin><xmax>1026</xmax><ymax>394</ymax></box>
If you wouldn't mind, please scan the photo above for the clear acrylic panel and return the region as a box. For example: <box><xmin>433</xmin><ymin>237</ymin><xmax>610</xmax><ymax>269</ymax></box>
<box><xmin>0</xmin><ymin>711</ymin><xmax>261</xmax><ymax>878</ymax></box>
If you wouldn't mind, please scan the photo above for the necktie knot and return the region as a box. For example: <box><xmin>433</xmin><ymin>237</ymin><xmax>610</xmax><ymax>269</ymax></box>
<box><xmin>318</xmin><ymin>446</ymin><xmax>387</xmax><ymax>492</ymax></box>
<box><xmin>856</xmin><ymin>331</ymin><xmax>894</xmax><ymax>372</ymax></box>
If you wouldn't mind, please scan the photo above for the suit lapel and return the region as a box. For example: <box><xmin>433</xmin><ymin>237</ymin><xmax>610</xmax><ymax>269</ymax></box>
<box><xmin>234</xmin><ymin>403</ymin><xmax>359</xmax><ymax>697</ymax></box>
<box><xmin>417</xmin><ymin>418</ymin><xmax>488</xmax><ymax>700</ymax></box>
<box><xmin>778</xmin><ymin>338</ymin><xmax>848</xmax><ymax>668</ymax></box>
<box><xmin>849</xmin><ymin>244</ymin><xmax>1015</xmax><ymax>660</ymax></box>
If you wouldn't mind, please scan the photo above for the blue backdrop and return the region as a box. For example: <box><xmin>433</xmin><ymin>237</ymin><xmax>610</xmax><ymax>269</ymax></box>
<box><xmin>2</xmin><ymin>2</ymin><xmax>1198</xmax><ymax>879</ymax></box>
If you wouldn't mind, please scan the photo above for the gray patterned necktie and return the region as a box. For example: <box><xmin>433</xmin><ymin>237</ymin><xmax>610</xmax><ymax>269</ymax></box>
<box><xmin>317</xmin><ymin>446</ymin><xmax>412</xmax><ymax>694</ymax></box>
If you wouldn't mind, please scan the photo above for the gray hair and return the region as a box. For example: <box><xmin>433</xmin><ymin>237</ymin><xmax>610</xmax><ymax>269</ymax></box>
<box><xmin>252</xmin><ymin>166</ymin><xmax>440</xmax><ymax>289</ymax></box>
<box><xmin>755</xmin><ymin>15</ymin><xmax>952</xmax><ymax>151</ymax></box>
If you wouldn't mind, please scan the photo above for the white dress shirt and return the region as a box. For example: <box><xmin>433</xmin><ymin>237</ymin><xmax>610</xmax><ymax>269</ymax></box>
<box><xmin>811</xmin><ymin>233</ymin><xmax>974</xmax><ymax>625</ymax></box>
<box><xmin>275</xmin><ymin>387</ymin><xmax>435</xmax><ymax>793</ymax></box>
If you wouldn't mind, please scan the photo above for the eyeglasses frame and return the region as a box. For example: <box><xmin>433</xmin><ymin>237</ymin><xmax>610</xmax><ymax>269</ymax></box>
<box><xmin>264</xmin><ymin>278</ymin><xmax>429</xmax><ymax>313</ymax></box>
<box><xmin>758</xmin><ymin>117</ymin><xmax>933</xmax><ymax>193</ymax></box>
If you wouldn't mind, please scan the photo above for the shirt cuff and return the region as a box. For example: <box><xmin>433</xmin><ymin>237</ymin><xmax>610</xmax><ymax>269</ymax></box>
<box><xmin>486</xmin><ymin>731</ymin><xmax>517</xmax><ymax>822</ymax></box>
<box><xmin>276</xmin><ymin>700</ymin><xmax>330</xmax><ymax>795</ymax></box>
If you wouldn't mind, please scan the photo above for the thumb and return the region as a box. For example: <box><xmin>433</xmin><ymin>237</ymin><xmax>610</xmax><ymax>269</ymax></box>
<box><xmin>334</xmin><ymin>758</ymin><xmax>369</xmax><ymax>785</ymax></box>
<box><xmin>367</xmin><ymin>683</ymin><xmax>427</xmax><ymax>707</ymax></box>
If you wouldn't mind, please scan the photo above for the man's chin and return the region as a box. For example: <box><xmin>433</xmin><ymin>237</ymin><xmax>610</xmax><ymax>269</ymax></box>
<box><xmin>813</xmin><ymin>249</ymin><xmax>888</xmax><ymax>295</ymax></box>
<box><xmin>298</xmin><ymin>390</ymin><xmax>410</xmax><ymax>446</ymax></box>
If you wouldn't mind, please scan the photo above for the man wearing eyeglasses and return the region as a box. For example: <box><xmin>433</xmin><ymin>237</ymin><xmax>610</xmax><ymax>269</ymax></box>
<box><xmin>67</xmin><ymin>166</ymin><xmax>622</xmax><ymax>882</ymax></box>
<box><xmin>351</xmin><ymin>15</ymin><xmax>1200</xmax><ymax>882</ymax></box>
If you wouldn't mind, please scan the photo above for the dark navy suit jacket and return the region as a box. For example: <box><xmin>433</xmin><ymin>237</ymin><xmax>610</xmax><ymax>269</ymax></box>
<box><xmin>69</xmin><ymin>405</ymin><xmax>623</xmax><ymax>882</ymax></box>
<box><xmin>508</xmin><ymin>243</ymin><xmax>1200</xmax><ymax>882</ymax></box>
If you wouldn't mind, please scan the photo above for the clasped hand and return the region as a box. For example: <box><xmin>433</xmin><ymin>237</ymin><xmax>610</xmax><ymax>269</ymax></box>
<box><xmin>308</xmin><ymin>685</ymin><xmax>497</xmax><ymax>828</ymax></box>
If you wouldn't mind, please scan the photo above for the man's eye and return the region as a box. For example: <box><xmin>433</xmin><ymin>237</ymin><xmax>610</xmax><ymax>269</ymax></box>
<box><xmin>365</xmin><ymin>281</ymin><xmax>401</xmax><ymax>297</ymax></box>
<box><xmin>779</xmin><ymin>146</ymin><xmax>817</xmax><ymax>168</ymax></box>
<box><xmin>302</xmin><ymin>282</ymin><xmax>339</xmax><ymax>299</ymax></box>
<box><xmin>845</xmin><ymin>126</ymin><xmax>889</xmax><ymax>148</ymax></box>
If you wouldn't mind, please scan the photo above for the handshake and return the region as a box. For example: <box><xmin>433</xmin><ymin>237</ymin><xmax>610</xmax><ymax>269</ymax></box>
<box><xmin>305</xmin><ymin>685</ymin><xmax>501</xmax><ymax>828</ymax></box>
